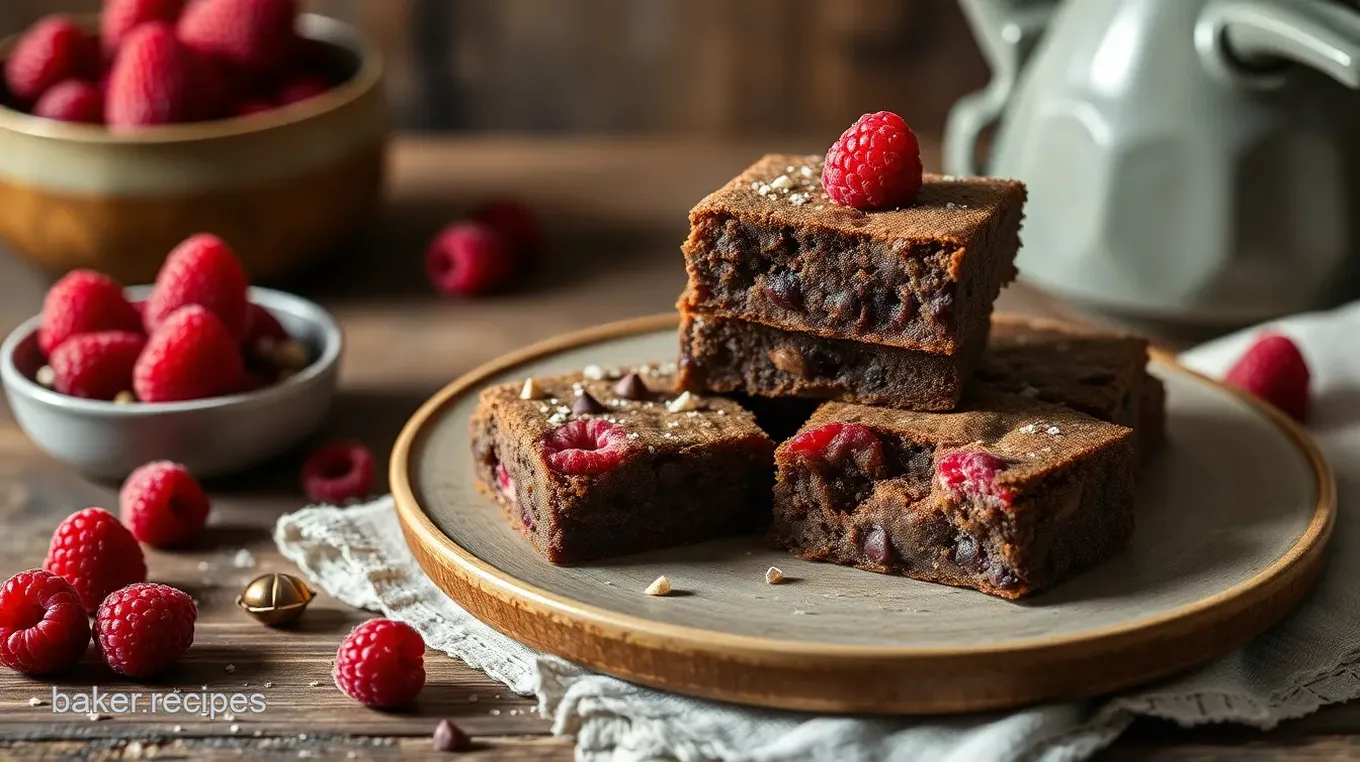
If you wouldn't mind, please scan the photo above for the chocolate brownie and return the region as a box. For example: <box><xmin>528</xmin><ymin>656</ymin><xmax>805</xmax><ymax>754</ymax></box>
<box><xmin>470</xmin><ymin>365</ymin><xmax>776</xmax><ymax>564</ymax></box>
<box><xmin>677</xmin><ymin>311</ymin><xmax>979</xmax><ymax>410</ymax></box>
<box><xmin>677</xmin><ymin>153</ymin><xmax>1026</xmax><ymax>356</ymax></box>
<box><xmin>771</xmin><ymin>395</ymin><xmax>1135</xmax><ymax>599</ymax></box>
<box><xmin>979</xmin><ymin>314</ymin><xmax>1147</xmax><ymax>421</ymax></box>
<box><xmin>1137</xmin><ymin>375</ymin><xmax>1167</xmax><ymax>459</ymax></box>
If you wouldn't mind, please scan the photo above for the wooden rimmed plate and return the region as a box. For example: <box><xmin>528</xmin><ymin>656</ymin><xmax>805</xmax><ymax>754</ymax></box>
<box><xmin>391</xmin><ymin>314</ymin><xmax>1335</xmax><ymax>714</ymax></box>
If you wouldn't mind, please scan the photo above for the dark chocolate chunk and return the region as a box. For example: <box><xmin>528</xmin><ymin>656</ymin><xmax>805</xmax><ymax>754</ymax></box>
<box><xmin>433</xmin><ymin>719</ymin><xmax>472</xmax><ymax>752</ymax></box>
<box><xmin>572</xmin><ymin>391</ymin><xmax>607</xmax><ymax>414</ymax></box>
<box><xmin>613</xmin><ymin>372</ymin><xmax>649</xmax><ymax>400</ymax></box>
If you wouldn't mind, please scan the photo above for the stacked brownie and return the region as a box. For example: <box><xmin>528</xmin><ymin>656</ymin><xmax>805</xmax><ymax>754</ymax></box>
<box><xmin>676</xmin><ymin>154</ymin><xmax>1027</xmax><ymax>411</ymax></box>
<box><xmin>674</xmin><ymin>154</ymin><xmax>1159</xmax><ymax>598</ymax></box>
<box><xmin>471</xmin><ymin>151</ymin><xmax>1163</xmax><ymax>600</ymax></box>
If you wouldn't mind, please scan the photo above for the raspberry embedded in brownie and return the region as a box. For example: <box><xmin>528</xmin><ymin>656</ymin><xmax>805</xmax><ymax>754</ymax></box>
<box><xmin>771</xmin><ymin>394</ymin><xmax>1136</xmax><ymax>599</ymax></box>
<box><xmin>469</xmin><ymin>364</ymin><xmax>776</xmax><ymax>563</ymax></box>
<box><xmin>677</xmin><ymin>153</ymin><xmax>1026</xmax><ymax>355</ymax></box>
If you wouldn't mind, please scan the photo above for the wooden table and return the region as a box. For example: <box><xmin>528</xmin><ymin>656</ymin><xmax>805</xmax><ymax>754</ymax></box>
<box><xmin>0</xmin><ymin>138</ymin><xmax>1347</xmax><ymax>760</ymax></box>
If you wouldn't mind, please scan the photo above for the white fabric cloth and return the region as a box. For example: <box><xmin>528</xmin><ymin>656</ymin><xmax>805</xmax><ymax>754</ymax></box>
<box><xmin>275</xmin><ymin>303</ymin><xmax>1360</xmax><ymax>761</ymax></box>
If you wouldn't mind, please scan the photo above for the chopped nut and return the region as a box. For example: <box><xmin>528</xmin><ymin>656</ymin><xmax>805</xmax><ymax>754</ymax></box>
<box><xmin>520</xmin><ymin>378</ymin><xmax>543</xmax><ymax>400</ymax></box>
<box><xmin>770</xmin><ymin>175</ymin><xmax>793</xmax><ymax>190</ymax></box>
<box><xmin>765</xmin><ymin>567</ymin><xmax>785</xmax><ymax>585</ymax></box>
<box><xmin>225</xmin><ymin>664</ymin><xmax>236</xmax><ymax>673</ymax></box>
<box><xmin>28</xmin><ymin>697</ymin><xmax>43</xmax><ymax>707</ymax></box>
<box><xmin>35</xmin><ymin>366</ymin><xmax>55</xmax><ymax>388</ymax></box>
<box><xmin>113</xmin><ymin>390</ymin><xmax>136</xmax><ymax>404</ymax></box>
<box><xmin>582</xmin><ymin>364</ymin><xmax>606</xmax><ymax>380</ymax></box>
<box><xmin>666</xmin><ymin>391</ymin><xmax>702</xmax><ymax>413</ymax></box>
<box><xmin>645</xmin><ymin>576</ymin><xmax>672</xmax><ymax>596</ymax></box>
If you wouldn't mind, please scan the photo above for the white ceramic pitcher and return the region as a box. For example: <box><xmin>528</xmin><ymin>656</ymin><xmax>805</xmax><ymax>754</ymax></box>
<box><xmin>947</xmin><ymin>0</ymin><xmax>1360</xmax><ymax>325</ymax></box>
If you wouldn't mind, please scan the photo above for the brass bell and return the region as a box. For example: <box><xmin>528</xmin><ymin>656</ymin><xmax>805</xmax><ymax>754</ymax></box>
<box><xmin>236</xmin><ymin>572</ymin><xmax>316</xmax><ymax>627</ymax></box>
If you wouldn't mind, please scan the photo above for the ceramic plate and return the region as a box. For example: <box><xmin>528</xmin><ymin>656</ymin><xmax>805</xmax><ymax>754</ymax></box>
<box><xmin>391</xmin><ymin>314</ymin><xmax>1334</xmax><ymax>714</ymax></box>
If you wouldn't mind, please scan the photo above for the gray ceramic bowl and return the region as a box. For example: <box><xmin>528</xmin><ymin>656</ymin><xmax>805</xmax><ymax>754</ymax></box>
<box><xmin>0</xmin><ymin>286</ymin><xmax>341</xmax><ymax>479</ymax></box>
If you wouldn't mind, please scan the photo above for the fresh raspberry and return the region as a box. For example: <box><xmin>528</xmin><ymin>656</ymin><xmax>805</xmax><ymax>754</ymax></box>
<box><xmin>232</xmin><ymin>97</ymin><xmax>273</xmax><ymax>117</ymax></box>
<box><xmin>425</xmin><ymin>222</ymin><xmax>514</xmax><ymax>296</ymax></box>
<box><xmin>119</xmin><ymin>461</ymin><xmax>211</xmax><ymax>547</ymax></box>
<box><xmin>300</xmin><ymin>441</ymin><xmax>375</xmax><ymax>503</ymax></box>
<box><xmin>275</xmin><ymin>73</ymin><xmax>330</xmax><ymax>105</ymax></box>
<box><xmin>134</xmin><ymin>305</ymin><xmax>245</xmax><ymax>402</ymax></box>
<box><xmin>937</xmin><ymin>451</ymin><xmax>1012</xmax><ymax>505</ymax></box>
<box><xmin>177</xmin><ymin>0</ymin><xmax>299</xmax><ymax>74</ymax></box>
<box><xmin>144</xmin><ymin>233</ymin><xmax>251</xmax><ymax>340</ymax></box>
<box><xmin>1225</xmin><ymin>333</ymin><xmax>1311</xmax><ymax>422</ymax></box>
<box><xmin>542</xmin><ymin>419</ymin><xmax>628</xmax><ymax>476</ymax></box>
<box><xmin>786</xmin><ymin>422</ymin><xmax>884</xmax><ymax>474</ymax></box>
<box><xmin>3</xmin><ymin>16</ymin><xmax>97</xmax><ymax>104</ymax></box>
<box><xmin>49</xmin><ymin>330</ymin><xmax>145</xmax><ymax>400</ymax></box>
<box><xmin>32</xmin><ymin>79</ymin><xmax>103</xmax><ymax>123</ymax></box>
<box><xmin>822</xmin><ymin>111</ymin><xmax>923</xmax><ymax>210</ymax></box>
<box><xmin>0</xmin><ymin>569</ymin><xmax>90</xmax><ymax>674</ymax></box>
<box><xmin>43</xmin><ymin>507</ymin><xmax>147</xmax><ymax>613</ymax></box>
<box><xmin>101</xmin><ymin>0</ymin><xmax>186</xmax><ymax>55</ymax></box>
<box><xmin>333</xmin><ymin>619</ymin><xmax>426</xmax><ymax>708</ymax></box>
<box><xmin>105</xmin><ymin>22</ymin><xmax>192</xmax><ymax>129</ymax></box>
<box><xmin>37</xmin><ymin>270</ymin><xmax>142</xmax><ymax>357</ymax></box>
<box><xmin>494</xmin><ymin>463</ymin><xmax>516</xmax><ymax>501</ymax></box>
<box><xmin>94</xmin><ymin>583</ymin><xmax>196</xmax><ymax>677</ymax></box>
<box><xmin>470</xmin><ymin>199</ymin><xmax>543</xmax><ymax>262</ymax></box>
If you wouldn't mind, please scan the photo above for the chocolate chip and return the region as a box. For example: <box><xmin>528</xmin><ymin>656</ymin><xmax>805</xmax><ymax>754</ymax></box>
<box><xmin>433</xmin><ymin>719</ymin><xmax>472</xmax><ymax>752</ymax></box>
<box><xmin>613</xmin><ymin>372</ymin><xmax>649</xmax><ymax>400</ymax></box>
<box><xmin>862</xmin><ymin>525</ymin><xmax>893</xmax><ymax>566</ymax></box>
<box><xmin>572</xmin><ymin>391</ymin><xmax>607</xmax><ymax>414</ymax></box>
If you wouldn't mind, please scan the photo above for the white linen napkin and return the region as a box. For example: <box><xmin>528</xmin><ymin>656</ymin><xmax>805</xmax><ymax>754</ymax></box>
<box><xmin>275</xmin><ymin>302</ymin><xmax>1360</xmax><ymax>761</ymax></box>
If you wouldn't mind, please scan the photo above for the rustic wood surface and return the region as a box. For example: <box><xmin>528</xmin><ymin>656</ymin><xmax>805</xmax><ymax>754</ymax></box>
<box><xmin>0</xmin><ymin>137</ymin><xmax>1343</xmax><ymax>759</ymax></box>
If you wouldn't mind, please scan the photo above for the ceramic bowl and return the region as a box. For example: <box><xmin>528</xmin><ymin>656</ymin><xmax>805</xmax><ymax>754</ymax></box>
<box><xmin>0</xmin><ymin>287</ymin><xmax>342</xmax><ymax>479</ymax></box>
<box><xmin>0</xmin><ymin>14</ymin><xmax>388</xmax><ymax>283</ymax></box>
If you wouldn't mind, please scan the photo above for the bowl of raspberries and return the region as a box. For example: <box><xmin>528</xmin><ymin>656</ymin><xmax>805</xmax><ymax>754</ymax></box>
<box><xmin>0</xmin><ymin>0</ymin><xmax>388</xmax><ymax>283</ymax></box>
<box><xmin>0</xmin><ymin>232</ymin><xmax>342</xmax><ymax>479</ymax></box>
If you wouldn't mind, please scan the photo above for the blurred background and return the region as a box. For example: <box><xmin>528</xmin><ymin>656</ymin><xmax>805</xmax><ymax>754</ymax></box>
<box><xmin>0</xmin><ymin>0</ymin><xmax>987</xmax><ymax>140</ymax></box>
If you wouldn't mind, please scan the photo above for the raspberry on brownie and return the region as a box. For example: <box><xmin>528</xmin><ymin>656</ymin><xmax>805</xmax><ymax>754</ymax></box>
<box><xmin>470</xmin><ymin>365</ymin><xmax>775</xmax><ymax>563</ymax></box>
<box><xmin>771</xmin><ymin>394</ymin><xmax>1136</xmax><ymax>599</ymax></box>
<box><xmin>678</xmin><ymin>153</ymin><xmax>1026</xmax><ymax>359</ymax></box>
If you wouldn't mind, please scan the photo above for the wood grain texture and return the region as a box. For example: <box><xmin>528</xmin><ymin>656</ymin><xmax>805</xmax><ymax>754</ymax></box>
<box><xmin>0</xmin><ymin>137</ymin><xmax>1345</xmax><ymax>758</ymax></box>
<box><xmin>390</xmin><ymin>316</ymin><xmax>1334</xmax><ymax>714</ymax></box>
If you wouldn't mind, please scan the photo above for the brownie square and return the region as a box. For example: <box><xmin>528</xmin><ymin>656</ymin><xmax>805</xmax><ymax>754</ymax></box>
<box><xmin>771</xmin><ymin>395</ymin><xmax>1135</xmax><ymax>599</ymax></box>
<box><xmin>678</xmin><ymin>153</ymin><xmax>1026</xmax><ymax>355</ymax></box>
<box><xmin>470</xmin><ymin>366</ymin><xmax>776</xmax><ymax>564</ymax></box>
<box><xmin>677</xmin><ymin>311</ymin><xmax>979</xmax><ymax>410</ymax></box>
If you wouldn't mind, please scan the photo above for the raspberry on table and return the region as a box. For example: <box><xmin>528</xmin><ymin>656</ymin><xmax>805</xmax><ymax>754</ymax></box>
<box><xmin>94</xmin><ymin>583</ymin><xmax>196</xmax><ymax>678</ymax></box>
<box><xmin>424</xmin><ymin>222</ymin><xmax>515</xmax><ymax>296</ymax></box>
<box><xmin>333</xmin><ymin>618</ymin><xmax>426</xmax><ymax>708</ymax></box>
<box><xmin>1225</xmin><ymin>333</ymin><xmax>1311</xmax><ymax>423</ymax></box>
<box><xmin>32</xmin><ymin>79</ymin><xmax>104</xmax><ymax>124</ymax></box>
<box><xmin>105</xmin><ymin>22</ymin><xmax>192</xmax><ymax>129</ymax></box>
<box><xmin>178</xmin><ymin>0</ymin><xmax>299</xmax><ymax>74</ymax></box>
<box><xmin>822</xmin><ymin>111</ymin><xmax>924</xmax><ymax>210</ymax></box>
<box><xmin>3</xmin><ymin>15</ymin><xmax>97</xmax><ymax>104</ymax></box>
<box><xmin>49</xmin><ymin>330</ymin><xmax>145</xmax><ymax>400</ymax></box>
<box><xmin>785</xmin><ymin>421</ymin><xmax>885</xmax><ymax>474</ymax></box>
<box><xmin>300</xmin><ymin>441</ymin><xmax>375</xmax><ymax>503</ymax></box>
<box><xmin>541</xmin><ymin>419</ymin><xmax>629</xmax><ymax>476</ymax></box>
<box><xmin>134</xmin><ymin>305</ymin><xmax>244</xmax><ymax>402</ymax></box>
<box><xmin>470</xmin><ymin>199</ymin><xmax>544</xmax><ymax>262</ymax></box>
<box><xmin>38</xmin><ymin>269</ymin><xmax>142</xmax><ymax>358</ymax></box>
<box><xmin>120</xmin><ymin>461</ymin><xmax>211</xmax><ymax>547</ymax></box>
<box><xmin>937</xmin><ymin>450</ymin><xmax>1012</xmax><ymax>505</ymax></box>
<box><xmin>101</xmin><ymin>0</ymin><xmax>186</xmax><ymax>55</ymax></box>
<box><xmin>143</xmin><ymin>233</ymin><xmax>252</xmax><ymax>340</ymax></box>
<box><xmin>43</xmin><ymin>507</ymin><xmax>147</xmax><ymax>613</ymax></box>
<box><xmin>0</xmin><ymin>569</ymin><xmax>90</xmax><ymax>675</ymax></box>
